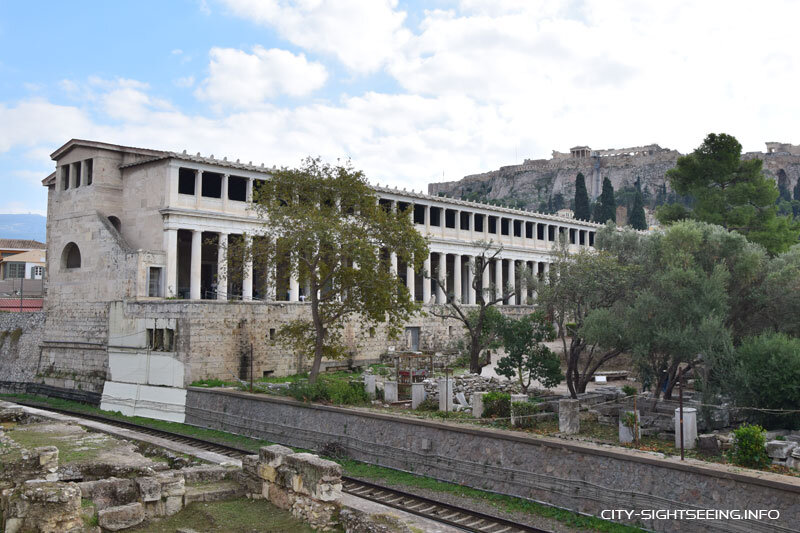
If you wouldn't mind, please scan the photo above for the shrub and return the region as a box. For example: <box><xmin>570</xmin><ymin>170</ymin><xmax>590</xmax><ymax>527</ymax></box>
<box><xmin>482</xmin><ymin>391</ymin><xmax>510</xmax><ymax>419</ymax></box>
<box><xmin>415</xmin><ymin>398</ymin><xmax>438</xmax><ymax>412</ymax></box>
<box><xmin>511</xmin><ymin>401</ymin><xmax>540</xmax><ymax>428</ymax></box>
<box><xmin>326</xmin><ymin>380</ymin><xmax>369</xmax><ymax>405</ymax></box>
<box><xmin>287</xmin><ymin>381</ymin><xmax>328</xmax><ymax>403</ymax></box>
<box><xmin>728</xmin><ymin>424</ymin><xmax>770</xmax><ymax>469</ymax></box>
<box><xmin>621</xmin><ymin>385</ymin><xmax>637</xmax><ymax>397</ymax></box>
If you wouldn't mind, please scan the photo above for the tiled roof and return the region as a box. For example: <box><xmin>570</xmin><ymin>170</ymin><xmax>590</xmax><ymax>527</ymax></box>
<box><xmin>0</xmin><ymin>239</ymin><xmax>46</xmax><ymax>250</ymax></box>
<box><xmin>119</xmin><ymin>150</ymin><xmax>277</xmax><ymax>175</ymax></box>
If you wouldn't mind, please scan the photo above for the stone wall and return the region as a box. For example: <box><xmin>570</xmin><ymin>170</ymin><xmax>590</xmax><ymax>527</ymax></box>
<box><xmin>0</xmin><ymin>311</ymin><xmax>44</xmax><ymax>386</ymax></box>
<box><xmin>185</xmin><ymin>388</ymin><xmax>800</xmax><ymax>533</ymax></box>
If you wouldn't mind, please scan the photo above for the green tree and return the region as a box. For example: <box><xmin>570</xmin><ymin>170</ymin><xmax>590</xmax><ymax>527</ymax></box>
<box><xmin>247</xmin><ymin>157</ymin><xmax>429</xmax><ymax>383</ymax></box>
<box><xmin>666</xmin><ymin>133</ymin><xmax>799</xmax><ymax>254</ymax></box>
<box><xmin>431</xmin><ymin>242</ymin><xmax>515</xmax><ymax>374</ymax></box>
<box><xmin>593</xmin><ymin>177</ymin><xmax>616</xmax><ymax>223</ymax></box>
<box><xmin>655</xmin><ymin>203</ymin><xmax>691</xmax><ymax>225</ymax></box>
<box><xmin>573</xmin><ymin>173</ymin><xmax>591</xmax><ymax>221</ymax></box>
<box><xmin>496</xmin><ymin>312</ymin><xmax>563</xmax><ymax>393</ymax></box>
<box><xmin>536</xmin><ymin>240</ymin><xmax>636</xmax><ymax>397</ymax></box>
<box><xmin>629</xmin><ymin>190</ymin><xmax>647</xmax><ymax>230</ymax></box>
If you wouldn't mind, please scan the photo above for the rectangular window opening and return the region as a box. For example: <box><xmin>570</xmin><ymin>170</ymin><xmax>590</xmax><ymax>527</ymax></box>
<box><xmin>202</xmin><ymin>172</ymin><xmax>223</xmax><ymax>198</ymax></box>
<box><xmin>73</xmin><ymin>161</ymin><xmax>82</xmax><ymax>188</ymax></box>
<box><xmin>526</xmin><ymin>222</ymin><xmax>534</xmax><ymax>239</ymax></box>
<box><xmin>513</xmin><ymin>220</ymin><xmax>522</xmax><ymax>237</ymax></box>
<box><xmin>85</xmin><ymin>159</ymin><xmax>93</xmax><ymax>185</ymax></box>
<box><xmin>460</xmin><ymin>211</ymin><xmax>470</xmax><ymax>230</ymax></box>
<box><xmin>148</xmin><ymin>267</ymin><xmax>162</xmax><ymax>297</ymax></box>
<box><xmin>413</xmin><ymin>204</ymin><xmax>426</xmax><ymax>224</ymax></box>
<box><xmin>474</xmin><ymin>214</ymin><xmax>484</xmax><ymax>232</ymax></box>
<box><xmin>537</xmin><ymin>224</ymin><xmax>545</xmax><ymax>240</ymax></box>
<box><xmin>445</xmin><ymin>209</ymin><xmax>456</xmax><ymax>229</ymax></box>
<box><xmin>500</xmin><ymin>218</ymin><xmax>510</xmax><ymax>236</ymax></box>
<box><xmin>146</xmin><ymin>328</ymin><xmax>154</xmax><ymax>349</ymax></box>
<box><xmin>269</xmin><ymin>328</ymin><xmax>276</xmax><ymax>340</ymax></box>
<box><xmin>228</xmin><ymin>175</ymin><xmax>247</xmax><ymax>201</ymax></box>
<box><xmin>178</xmin><ymin>168</ymin><xmax>196</xmax><ymax>195</ymax></box>
<box><xmin>62</xmin><ymin>165</ymin><xmax>70</xmax><ymax>190</ymax></box>
<box><xmin>153</xmin><ymin>329</ymin><xmax>164</xmax><ymax>351</ymax></box>
<box><xmin>163</xmin><ymin>329</ymin><xmax>174</xmax><ymax>351</ymax></box>
<box><xmin>488</xmin><ymin>216</ymin><xmax>497</xmax><ymax>234</ymax></box>
<box><xmin>430</xmin><ymin>207</ymin><xmax>441</xmax><ymax>227</ymax></box>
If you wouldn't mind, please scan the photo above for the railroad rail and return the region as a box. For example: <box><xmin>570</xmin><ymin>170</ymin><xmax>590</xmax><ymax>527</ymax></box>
<box><xmin>11</xmin><ymin>400</ymin><xmax>549</xmax><ymax>533</ymax></box>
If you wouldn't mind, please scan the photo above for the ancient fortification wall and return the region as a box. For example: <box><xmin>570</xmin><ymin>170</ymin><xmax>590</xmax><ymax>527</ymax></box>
<box><xmin>430</xmin><ymin>144</ymin><xmax>800</xmax><ymax>210</ymax></box>
<box><xmin>186</xmin><ymin>388</ymin><xmax>800</xmax><ymax>533</ymax></box>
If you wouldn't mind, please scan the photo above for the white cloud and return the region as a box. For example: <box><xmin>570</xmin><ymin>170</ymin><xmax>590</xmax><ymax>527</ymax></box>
<box><xmin>221</xmin><ymin>0</ymin><xmax>410</xmax><ymax>73</ymax></box>
<box><xmin>196</xmin><ymin>46</ymin><xmax>327</xmax><ymax>107</ymax></box>
<box><xmin>174</xmin><ymin>76</ymin><xmax>195</xmax><ymax>88</ymax></box>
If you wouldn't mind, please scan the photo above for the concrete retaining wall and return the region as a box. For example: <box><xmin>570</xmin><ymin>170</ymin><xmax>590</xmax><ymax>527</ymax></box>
<box><xmin>185</xmin><ymin>388</ymin><xmax>800</xmax><ymax>533</ymax></box>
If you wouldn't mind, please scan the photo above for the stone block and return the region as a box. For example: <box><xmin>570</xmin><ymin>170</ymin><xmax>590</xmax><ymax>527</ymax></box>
<box><xmin>257</xmin><ymin>463</ymin><xmax>278</xmax><ymax>482</ymax></box>
<box><xmin>766</xmin><ymin>440</ymin><xmax>797</xmax><ymax>459</ymax></box>
<box><xmin>157</xmin><ymin>472</ymin><xmax>185</xmax><ymax>497</ymax></box>
<box><xmin>35</xmin><ymin>446</ymin><xmax>59</xmax><ymax>473</ymax></box>
<box><xmin>696</xmin><ymin>434</ymin><xmax>719</xmax><ymax>452</ymax></box>
<box><xmin>438</xmin><ymin>378</ymin><xmax>453</xmax><ymax>412</ymax></box>
<box><xmin>242</xmin><ymin>455</ymin><xmax>259</xmax><ymax>478</ymax></box>
<box><xmin>411</xmin><ymin>382</ymin><xmax>426</xmax><ymax>409</ymax></box>
<box><xmin>268</xmin><ymin>483</ymin><xmax>292</xmax><ymax>510</ymax></box>
<box><xmin>282</xmin><ymin>453</ymin><xmax>342</xmax><ymax>499</ymax></box>
<box><xmin>472</xmin><ymin>391</ymin><xmax>488</xmax><ymax>418</ymax></box>
<box><xmin>78</xmin><ymin>478</ymin><xmax>138</xmax><ymax>510</ymax></box>
<box><xmin>558</xmin><ymin>399</ymin><xmax>580</xmax><ymax>435</ymax></box>
<box><xmin>98</xmin><ymin>502</ymin><xmax>145</xmax><ymax>531</ymax></box>
<box><xmin>364</xmin><ymin>374</ymin><xmax>376</xmax><ymax>398</ymax></box>
<box><xmin>143</xmin><ymin>500</ymin><xmax>164</xmax><ymax>519</ymax></box>
<box><xmin>259</xmin><ymin>444</ymin><xmax>293</xmax><ymax>467</ymax></box>
<box><xmin>164</xmin><ymin>495</ymin><xmax>183</xmax><ymax>516</ymax></box>
<box><xmin>674</xmin><ymin>407</ymin><xmax>697</xmax><ymax>450</ymax></box>
<box><xmin>619</xmin><ymin>410</ymin><xmax>640</xmax><ymax>443</ymax></box>
<box><xmin>384</xmin><ymin>381</ymin><xmax>398</xmax><ymax>403</ymax></box>
<box><xmin>180</xmin><ymin>464</ymin><xmax>239</xmax><ymax>483</ymax></box>
<box><xmin>135</xmin><ymin>476</ymin><xmax>161</xmax><ymax>502</ymax></box>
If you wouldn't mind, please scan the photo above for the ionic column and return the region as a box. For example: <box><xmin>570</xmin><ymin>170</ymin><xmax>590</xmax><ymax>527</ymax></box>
<box><xmin>194</xmin><ymin>170</ymin><xmax>203</xmax><ymax>208</ymax></box>
<box><xmin>467</xmin><ymin>256</ymin><xmax>475</xmax><ymax>305</ymax></box>
<box><xmin>406</xmin><ymin>262</ymin><xmax>415</xmax><ymax>300</ymax></box>
<box><xmin>507</xmin><ymin>259</ymin><xmax>516</xmax><ymax>305</ymax></box>
<box><xmin>494</xmin><ymin>258</ymin><xmax>503</xmax><ymax>303</ymax></box>
<box><xmin>217</xmin><ymin>232</ymin><xmax>228</xmax><ymax>300</ymax></box>
<box><xmin>543</xmin><ymin>261</ymin><xmax>550</xmax><ymax>282</ymax></box>
<box><xmin>509</xmin><ymin>219</ymin><xmax>515</xmax><ymax>246</ymax></box>
<box><xmin>424</xmin><ymin>205</ymin><xmax>430</xmax><ymax>234</ymax></box>
<box><xmin>190</xmin><ymin>229</ymin><xmax>202</xmax><ymax>299</ymax></box>
<box><xmin>453</xmin><ymin>255</ymin><xmax>462</xmax><ymax>303</ymax></box>
<box><xmin>164</xmin><ymin>228</ymin><xmax>178</xmax><ymax>298</ymax></box>
<box><xmin>222</xmin><ymin>174</ymin><xmax>229</xmax><ymax>211</ymax></box>
<box><xmin>520</xmin><ymin>261</ymin><xmax>528</xmax><ymax>305</ymax></box>
<box><xmin>289</xmin><ymin>254</ymin><xmax>299</xmax><ymax>302</ymax></box>
<box><xmin>423</xmin><ymin>254</ymin><xmax>432</xmax><ymax>303</ymax></box>
<box><xmin>437</xmin><ymin>252</ymin><xmax>446</xmax><ymax>303</ymax></box>
<box><xmin>390</xmin><ymin>251</ymin><xmax>398</xmax><ymax>275</ymax></box>
<box><xmin>483</xmin><ymin>216</ymin><xmax>489</xmax><ymax>240</ymax></box>
<box><xmin>469</xmin><ymin>213</ymin><xmax>475</xmax><ymax>241</ymax></box>
<box><xmin>242</xmin><ymin>234</ymin><xmax>253</xmax><ymax>301</ymax></box>
<box><xmin>246</xmin><ymin>178</ymin><xmax>254</xmax><ymax>203</ymax></box>
<box><xmin>455</xmin><ymin>209</ymin><xmax>461</xmax><ymax>240</ymax></box>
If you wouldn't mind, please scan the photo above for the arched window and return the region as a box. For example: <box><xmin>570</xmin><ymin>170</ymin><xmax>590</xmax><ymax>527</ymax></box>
<box><xmin>62</xmin><ymin>242</ymin><xmax>81</xmax><ymax>269</ymax></box>
<box><xmin>108</xmin><ymin>216</ymin><xmax>121</xmax><ymax>232</ymax></box>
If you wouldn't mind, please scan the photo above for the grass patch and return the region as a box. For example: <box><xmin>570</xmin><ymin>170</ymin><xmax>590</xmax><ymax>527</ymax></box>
<box><xmin>5</xmin><ymin>426</ymin><xmax>116</xmax><ymax>464</ymax></box>
<box><xmin>126</xmin><ymin>498</ymin><xmax>323</xmax><ymax>532</ymax></box>
<box><xmin>189</xmin><ymin>378</ymin><xmax>239</xmax><ymax>388</ymax></box>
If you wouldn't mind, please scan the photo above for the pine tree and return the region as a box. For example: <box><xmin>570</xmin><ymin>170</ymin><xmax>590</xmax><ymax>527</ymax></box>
<box><xmin>573</xmin><ymin>173</ymin><xmax>591</xmax><ymax>220</ymax></box>
<box><xmin>594</xmin><ymin>177</ymin><xmax>616</xmax><ymax>223</ymax></box>
<box><xmin>629</xmin><ymin>190</ymin><xmax>647</xmax><ymax>230</ymax></box>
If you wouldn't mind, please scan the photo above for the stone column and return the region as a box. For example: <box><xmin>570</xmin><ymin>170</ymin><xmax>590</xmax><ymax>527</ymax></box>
<box><xmin>194</xmin><ymin>170</ymin><xmax>203</xmax><ymax>208</ymax></box>
<box><xmin>519</xmin><ymin>261</ymin><xmax>527</xmax><ymax>305</ymax></box>
<box><xmin>481</xmin><ymin>257</ymin><xmax>490</xmax><ymax>303</ymax></box>
<box><xmin>494</xmin><ymin>258</ymin><xmax>503</xmax><ymax>303</ymax></box>
<box><xmin>423</xmin><ymin>254</ymin><xmax>432</xmax><ymax>303</ymax></box>
<box><xmin>406</xmin><ymin>263</ymin><xmax>415</xmax><ymax>300</ymax></box>
<box><xmin>455</xmin><ymin>209</ymin><xmax>461</xmax><ymax>240</ymax></box>
<box><xmin>217</xmin><ymin>232</ymin><xmax>228</xmax><ymax>300</ymax></box>
<box><xmin>559</xmin><ymin>399</ymin><xmax>580</xmax><ymax>434</ymax></box>
<box><xmin>675</xmin><ymin>407</ymin><xmax>698</xmax><ymax>450</ymax></box>
<box><xmin>469</xmin><ymin>212</ymin><xmax>475</xmax><ymax>241</ymax></box>
<box><xmin>289</xmin><ymin>254</ymin><xmax>299</xmax><ymax>302</ymax></box>
<box><xmin>411</xmin><ymin>383</ymin><xmax>426</xmax><ymax>409</ymax></box>
<box><xmin>164</xmin><ymin>228</ymin><xmax>178</xmax><ymax>298</ymax></box>
<box><xmin>508</xmin><ymin>219</ymin><xmax>515</xmax><ymax>246</ymax></box>
<box><xmin>390</xmin><ymin>251</ymin><xmax>398</xmax><ymax>275</ymax></box>
<box><xmin>438</xmin><ymin>378</ymin><xmax>453</xmax><ymax>412</ymax></box>
<box><xmin>472</xmin><ymin>391</ymin><xmax>487</xmax><ymax>418</ymax></box>
<box><xmin>436</xmin><ymin>252</ymin><xmax>446</xmax><ymax>303</ymax></box>
<box><xmin>384</xmin><ymin>381</ymin><xmax>398</xmax><ymax>403</ymax></box>
<box><xmin>507</xmin><ymin>259</ymin><xmax>516</xmax><ymax>305</ymax></box>
<box><xmin>467</xmin><ymin>256</ymin><xmax>475</xmax><ymax>305</ymax></box>
<box><xmin>221</xmin><ymin>173</ymin><xmax>229</xmax><ymax>211</ymax></box>
<box><xmin>543</xmin><ymin>261</ymin><xmax>550</xmax><ymax>282</ymax></box>
<box><xmin>242</xmin><ymin>234</ymin><xmax>253</xmax><ymax>301</ymax></box>
<box><xmin>453</xmin><ymin>255</ymin><xmax>462</xmax><ymax>303</ymax></box>
<box><xmin>190</xmin><ymin>229</ymin><xmax>202</xmax><ymax>299</ymax></box>
<box><xmin>246</xmin><ymin>178</ymin><xmax>254</xmax><ymax>202</ymax></box>
<box><xmin>424</xmin><ymin>205</ymin><xmax>430</xmax><ymax>234</ymax></box>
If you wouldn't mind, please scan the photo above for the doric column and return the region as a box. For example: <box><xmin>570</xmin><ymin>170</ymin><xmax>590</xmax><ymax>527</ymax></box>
<box><xmin>483</xmin><ymin>216</ymin><xmax>489</xmax><ymax>240</ymax></box>
<box><xmin>453</xmin><ymin>254</ymin><xmax>462</xmax><ymax>303</ymax></box>
<box><xmin>455</xmin><ymin>209</ymin><xmax>461</xmax><ymax>240</ymax></box>
<box><xmin>481</xmin><ymin>257</ymin><xmax>490</xmax><ymax>303</ymax></box>
<box><xmin>508</xmin><ymin>219</ymin><xmax>515</xmax><ymax>247</ymax></box>
<box><xmin>222</xmin><ymin>174</ymin><xmax>229</xmax><ymax>211</ymax></box>
<box><xmin>520</xmin><ymin>261</ymin><xmax>528</xmax><ymax>305</ymax></box>
<box><xmin>217</xmin><ymin>232</ymin><xmax>228</xmax><ymax>300</ymax></box>
<box><xmin>424</xmin><ymin>205</ymin><xmax>430</xmax><ymax>234</ymax></box>
<box><xmin>507</xmin><ymin>259</ymin><xmax>516</xmax><ymax>305</ymax></box>
<box><xmin>437</xmin><ymin>252</ymin><xmax>446</xmax><ymax>303</ymax></box>
<box><xmin>164</xmin><ymin>228</ymin><xmax>178</xmax><ymax>298</ymax></box>
<box><xmin>289</xmin><ymin>253</ymin><xmax>299</xmax><ymax>302</ymax></box>
<box><xmin>494</xmin><ymin>258</ymin><xmax>503</xmax><ymax>303</ymax></box>
<box><xmin>543</xmin><ymin>261</ymin><xmax>550</xmax><ymax>282</ymax></box>
<box><xmin>470</xmin><ymin>212</ymin><xmax>475</xmax><ymax>241</ymax></box>
<box><xmin>190</xmin><ymin>229</ymin><xmax>202</xmax><ymax>299</ymax></box>
<box><xmin>406</xmin><ymin>262</ymin><xmax>415</xmax><ymax>300</ymax></box>
<box><xmin>467</xmin><ymin>255</ymin><xmax>475</xmax><ymax>305</ymax></box>
<box><xmin>242</xmin><ymin>234</ymin><xmax>253</xmax><ymax>301</ymax></box>
<box><xmin>423</xmin><ymin>254</ymin><xmax>432</xmax><ymax>303</ymax></box>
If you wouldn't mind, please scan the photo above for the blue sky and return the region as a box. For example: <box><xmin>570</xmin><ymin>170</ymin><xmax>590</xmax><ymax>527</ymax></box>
<box><xmin>2</xmin><ymin>0</ymin><xmax>800</xmax><ymax>215</ymax></box>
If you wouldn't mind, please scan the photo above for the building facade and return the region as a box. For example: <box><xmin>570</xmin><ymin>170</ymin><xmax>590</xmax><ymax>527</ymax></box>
<box><xmin>39</xmin><ymin>139</ymin><xmax>600</xmax><ymax>418</ymax></box>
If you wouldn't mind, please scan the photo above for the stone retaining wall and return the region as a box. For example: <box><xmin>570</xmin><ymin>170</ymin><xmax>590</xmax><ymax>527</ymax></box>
<box><xmin>185</xmin><ymin>388</ymin><xmax>800</xmax><ymax>533</ymax></box>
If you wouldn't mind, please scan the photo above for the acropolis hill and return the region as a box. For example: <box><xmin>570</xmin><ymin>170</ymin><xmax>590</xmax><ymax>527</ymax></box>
<box><xmin>428</xmin><ymin>142</ymin><xmax>800</xmax><ymax>210</ymax></box>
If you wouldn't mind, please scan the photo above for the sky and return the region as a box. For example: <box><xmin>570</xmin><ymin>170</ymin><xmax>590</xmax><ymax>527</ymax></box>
<box><xmin>2</xmin><ymin>0</ymin><xmax>800</xmax><ymax>215</ymax></box>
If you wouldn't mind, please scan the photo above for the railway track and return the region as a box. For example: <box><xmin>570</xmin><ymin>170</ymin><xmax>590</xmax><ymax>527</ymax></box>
<box><xmin>12</xmin><ymin>400</ymin><xmax>549</xmax><ymax>533</ymax></box>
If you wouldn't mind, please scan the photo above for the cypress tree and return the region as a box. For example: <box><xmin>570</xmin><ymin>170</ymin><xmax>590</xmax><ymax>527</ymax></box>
<box><xmin>594</xmin><ymin>177</ymin><xmax>616</xmax><ymax>223</ymax></box>
<box><xmin>629</xmin><ymin>190</ymin><xmax>647</xmax><ymax>230</ymax></box>
<box><xmin>794</xmin><ymin>178</ymin><xmax>800</xmax><ymax>201</ymax></box>
<box><xmin>573</xmin><ymin>173</ymin><xmax>591</xmax><ymax>220</ymax></box>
